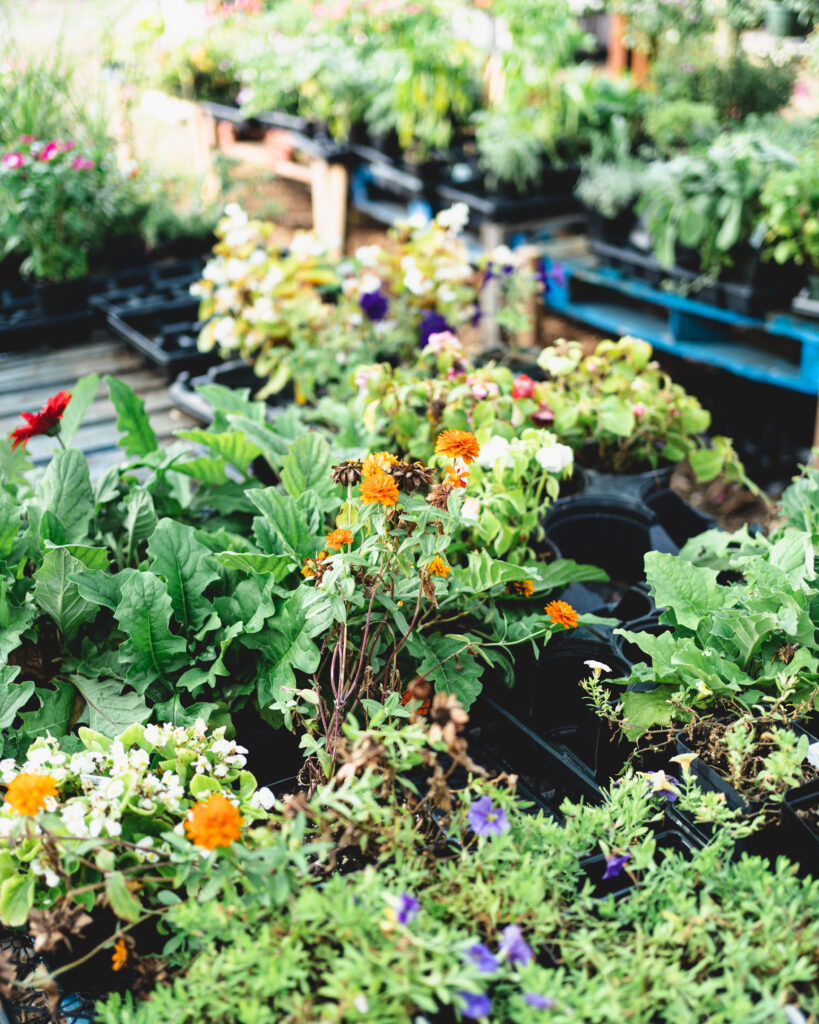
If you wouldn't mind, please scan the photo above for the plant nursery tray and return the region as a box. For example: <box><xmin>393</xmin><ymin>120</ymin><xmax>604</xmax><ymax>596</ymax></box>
<box><xmin>792</xmin><ymin>289</ymin><xmax>819</xmax><ymax>322</ymax></box>
<box><xmin>252</xmin><ymin>109</ymin><xmax>350</xmax><ymax>162</ymax></box>
<box><xmin>169</xmin><ymin>358</ymin><xmax>294</xmax><ymax>425</ymax></box>
<box><xmin>88</xmin><ymin>257</ymin><xmax>204</xmax><ymax>319</ymax></box>
<box><xmin>783</xmin><ymin>777</ymin><xmax>819</xmax><ymax>872</ymax></box>
<box><xmin>579</xmin><ymin>829</ymin><xmax>698</xmax><ymax>900</ymax></box>
<box><xmin>437</xmin><ymin>173</ymin><xmax>581</xmax><ymax>226</ymax></box>
<box><xmin>0</xmin><ymin>283</ymin><xmax>96</xmax><ymax>351</ymax></box>
<box><xmin>106</xmin><ymin>310</ymin><xmax>216</xmax><ymax>380</ymax></box>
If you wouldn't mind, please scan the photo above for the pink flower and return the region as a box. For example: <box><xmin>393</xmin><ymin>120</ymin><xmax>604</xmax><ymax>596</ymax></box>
<box><xmin>39</xmin><ymin>142</ymin><xmax>60</xmax><ymax>162</ymax></box>
<box><xmin>61</xmin><ymin>140</ymin><xmax>76</xmax><ymax>153</ymax></box>
<box><xmin>72</xmin><ymin>156</ymin><xmax>95</xmax><ymax>170</ymax></box>
<box><xmin>2</xmin><ymin>152</ymin><xmax>23</xmax><ymax>169</ymax></box>
<box><xmin>512</xmin><ymin>374</ymin><xmax>536</xmax><ymax>400</ymax></box>
<box><xmin>19</xmin><ymin>135</ymin><xmax>36</xmax><ymax>144</ymax></box>
<box><xmin>632</xmin><ymin>402</ymin><xmax>647</xmax><ymax>419</ymax></box>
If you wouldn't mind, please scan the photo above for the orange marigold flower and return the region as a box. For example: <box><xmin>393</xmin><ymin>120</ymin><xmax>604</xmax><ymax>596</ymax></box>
<box><xmin>506</xmin><ymin>579</ymin><xmax>534</xmax><ymax>598</ymax></box>
<box><xmin>445</xmin><ymin>465</ymin><xmax>469</xmax><ymax>489</ymax></box>
<box><xmin>545</xmin><ymin>600</ymin><xmax>579</xmax><ymax>629</ymax></box>
<box><xmin>425</xmin><ymin>556</ymin><xmax>450</xmax><ymax>578</ymax></box>
<box><xmin>360</xmin><ymin>472</ymin><xmax>399</xmax><ymax>507</ymax></box>
<box><xmin>400</xmin><ymin>690</ymin><xmax>431</xmax><ymax>716</ymax></box>
<box><xmin>301</xmin><ymin>551</ymin><xmax>328</xmax><ymax>577</ymax></box>
<box><xmin>325</xmin><ymin>528</ymin><xmax>354</xmax><ymax>550</ymax></box>
<box><xmin>362</xmin><ymin>451</ymin><xmax>399</xmax><ymax>478</ymax></box>
<box><xmin>184</xmin><ymin>793</ymin><xmax>243</xmax><ymax>850</ymax></box>
<box><xmin>5</xmin><ymin>773</ymin><xmax>58</xmax><ymax>816</ymax></box>
<box><xmin>111</xmin><ymin>938</ymin><xmax>129</xmax><ymax>972</ymax></box>
<box><xmin>434</xmin><ymin>429</ymin><xmax>480</xmax><ymax>465</ymax></box>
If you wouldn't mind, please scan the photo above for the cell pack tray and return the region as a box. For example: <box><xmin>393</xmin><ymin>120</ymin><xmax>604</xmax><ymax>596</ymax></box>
<box><xmin>169</xmin><ymin>359</ymin><xmax>292</xmax><ymax>425</ymax></box>
<box><xmin>106</xmin><ymin>310</ymin><xmax>216</xmax><ymax>380</ymax></box>
<box><xmin>89</xmin><ymin>257</ymin><xmax>204</xmax><ymax>318</ymax></box>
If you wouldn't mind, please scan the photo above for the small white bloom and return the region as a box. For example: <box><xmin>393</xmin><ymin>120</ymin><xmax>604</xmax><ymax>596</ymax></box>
<box><xmin>251</xmin><ymin>786</ymin><xmax>276</xmax><ymax>811</ymax></box>
<box><xmin>355</xmin><ymin>244</ymin><xmax>382</xmax><ymax>267</ymax></box>
<box><xmin>535</xmin><ymin>443</ymin><xmax>574</xmax><ymax>474</ymax></box>
<box><xmin>461</xmin><ymin>497</ymin><xmax>481</xmax><ymax>522</ymax></box>
<box><xmin>490</xmin><ymin>244</ymin><xmax>515</xmax><ymax>266</ymax></box>
<box><xmin>353</xmin><ymin>996</ymin><xmax>370</xmax><ymax>1014</ymax></box>
<box><xmin>694</xmin><ymin>680</ymin><xmax>712</xmax><ymax>699</ymax></box>
<box><xmin>584</xmin><ymin>660</ymin><xmax>611</xmax><ymax>674</ymax></box>
<box><xmin>358</xmin><ymin>273</ymin><xmax>382</xmax><ymax>295</ymax></box>
<box><xmin>436</xmin><ymin>202</ymin><xmax>469</xmax><ymax>234</ymax></box>
<box><xmin>476</xmin><ymin>435</ymin><xmax>510</xmax><ymax>469</ymax></box>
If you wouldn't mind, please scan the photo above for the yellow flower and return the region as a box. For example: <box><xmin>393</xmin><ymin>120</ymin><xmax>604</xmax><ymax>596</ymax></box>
<box><xmin>425</xmin><ymin>556</ymin><xmax>450</xmax><ymax>578</ymax></box>
<box><xmin>5</xmin><ymin>773</ymin><xmax>58</xmax><ymax>816</ymax></box>
<box><xmin>362</xmin><ymin>451</ymin><xmax>399</xmax><ymax>478</ymax></box>
<box><xmin>359</xmin><ymin>473</ymin><xmax>399</xmax><ymax>507</ymax></box>
<box><xmin>184</xmin><ymin>793</ymin><xmax>243</xmax><ymax>850</ymax></box>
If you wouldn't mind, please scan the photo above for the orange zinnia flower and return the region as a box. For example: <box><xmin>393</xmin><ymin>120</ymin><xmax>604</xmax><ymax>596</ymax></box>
<box><xmin>184</xmin><ymin>793</ymin><xmax>243</xmax><ymax>850</ymax></box>
<box><xmin>434</xmin><ymin>429</ymin><xmax>480</xmax><ymax>465</ymax></box>
<box><xmin>362</xmin><ymin>451</ymin><xmax>399</xmax><ymax>478</ymax></box>
<box><xmin>302</xmin><ymin>551</ymin><xmax>329</xmax><ymax>577</ymax></box>
<box><xmin>545</xmin><ymin>600</ymin><xmax>579</xmax><ymax>629</ymax></box>
<box><xmin>400</xmin><ymin>690</ymin><xmax>431</xmax><ymax>716</ymax></box>
<box><xmin>445</xmin><ymin>465</ymin><xmax>469</xmax><ymax>489</ymax></box>
<box><xmin>5</xmin><ymin>773</ymin><xmax>58</xmax><ymax>816</ymax></box>
<box><xmin>425</xmin><ymin>556</ymin><xmax>450</xmax><ymax>578</ymax></box>
<box><xmin>111</xmin><ymin>938</ymin><xmax>129</xmax><ymax>972</ymax></box>
<box><xmin>325</xmin><ymin>528</ymin><xmax>354</xmax><ymax>550</ymax></box>
<box><xmin>360</xmin><ymin>472</ymin><xmax>399</xmax><ymax>507</ymax></box>
<box><xmin>506</xmin><ymin>579</ymin><xmax>534</xmax><ymax>598</ymax></box>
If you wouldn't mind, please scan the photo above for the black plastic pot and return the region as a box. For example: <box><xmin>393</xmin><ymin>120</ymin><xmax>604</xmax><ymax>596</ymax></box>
<box><xmin>585</xmin><ymin>207</ymin><xmax>637</xmax><ymax>246</ymax></box>
<box><xmin>577</xmin><ymin>461</ymin><xmax>675</xmax><ymax>501</ymax></box>
<box><xmin>231</xmin><ymin>706</ymin><xmax>305</xmax><ymax>790</ymax></box>
<box><xmin>33</xmin><ymin>277</ymin><xmax>91</xmax><ymax>317</ymax></box>
<box><xmin>782</xmin><ymin>777</ymin><xmax>819</xmax><ymax>872</ymax></box>
<box><xmin>614</xmin><ymin>615</ymin><xmax>672</xmax><ymax>668</ymax></box>
<box><xmin>169</xmin><ymin>358</ymin><xmax>295</xmax><ymax>425</ymax></box>
<box><xmin>643</xmin><ymin>488</ymin><xmax>717</xmax><ymax>547</ymax></box>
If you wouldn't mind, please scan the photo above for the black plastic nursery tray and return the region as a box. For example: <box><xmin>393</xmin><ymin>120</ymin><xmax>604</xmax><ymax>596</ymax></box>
<box><xmin>792</xmin><ymin>288</ymin><xmax>819</xmax><ymax>323</ymax></box>
<box><xmin>169</xmin><ymin>358</ymin><xmax>293</xmax><ymax>425</ymax></box>
<box><xmin>89</xmin><ymin>256</ymin><xmax>204</xmax><ymax>319</ymax></box>
<box><xmin>0</xmin><ymin>281</ymin><xmax>96</xmax><ymax>351</ymax></box>
<box><xmin>107</xmin><ymin>310</ymin><xmax>216</xmax><ymax>380</ymax></box>
<box><xmin>437</xmin><ymin>168</ymin><xmax>581</xmax><ymax>226</ymax></box>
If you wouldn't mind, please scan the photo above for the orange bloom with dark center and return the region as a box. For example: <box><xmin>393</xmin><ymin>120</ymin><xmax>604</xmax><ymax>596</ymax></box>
<box><xmin>111</xmin><ymin>938</ymin><xmax>129</xmax><ymax>972</ymax></box>
<box><xmin>362</xmin><ymin>451</ymin><xmax>398</xmax><ymax>478</ymax></box>
<box><xmin>360</xmin><ymin>472</ymin><xmax>399</xmax><ymax>507</ymax></box>
<box><xmin>506</xmin><ymin>579</ymin><xmax>534</xmax><ymax>598</ymax></box>
<box><xmin>445</xmin><ymin>465</ymin><xmax>469</xmax><ymax>489</ymax></box>
<box><xmin>545</xmin><ymin>600</ymin><xmax>579</xmax><ymax>629</ymax></box>
<box><xmin>5</xmin><ymin>773</ymin><xmax>58</xmax><ymax>815</ymax></box>
<box><xmin>400</xmin><ymin>690</ymin><xmax>431</xmax><ymax>715</ymax></box>
<box><xmin>184</xmin><ymin>793</ymin><xmax>243</xmax><ymax>850</ymax></box>
<box><xmin>10</xmin><ymin>391</ymin><xmax>72</xmax><ymax>450</ymax></box>
<box><xmin>325</xmin><ymin>528</ymin><xmax>353</xmax><ymax>550</ymax></box>
<box><xmin>434</xmin><ymin>429</ymin><xmax>480</xmax><ymax>465</ymax></box>
<box><xmin>425</xmin><ymin>556</ymin><xmax>450</xmax><ymax>578</ymax></box>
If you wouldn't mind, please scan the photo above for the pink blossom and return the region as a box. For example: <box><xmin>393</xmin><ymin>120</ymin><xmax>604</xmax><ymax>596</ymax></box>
<box><xmin>19</xmin><ymin>135</ymin><xmax>36</xmax><ymax>144</ymax></box>
<box><xmin>512</xmin><ymin>374</ymin><xmax>536</xmax><ymax>400</ymax></box>
<box><xmin>61</xmin><ymin>140</ymin><xmax>76</xmax><ymax>153</ymax></box>
<box><xmin>2</xmin><ymin>152</ymin><xmax>23</xmax><ymax>169</ymax></box>
<box><xmin>72</xmin><ymin>155</ymin><xmax>95</xmax><ymax>170</ymax></box>
<box><xmin>632</xmin><ymin>402</ymin><xmax>647</xmax><ymax>419</ymax></box>
<box><xmin>471</xmin><ymin>383</ymin><xmax>489</xmax><ymax>400</ymax></box>
<box><xmin>39</xmin><ymin>142</ymin><xmax>60</xmax><ymax>162</ymax></box>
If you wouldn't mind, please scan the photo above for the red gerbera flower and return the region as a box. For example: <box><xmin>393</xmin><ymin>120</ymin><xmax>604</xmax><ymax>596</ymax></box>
<box><xmin>9</xmin><ymin>391</ymin><xmax>72</xmax><ymax>450</ymax></box>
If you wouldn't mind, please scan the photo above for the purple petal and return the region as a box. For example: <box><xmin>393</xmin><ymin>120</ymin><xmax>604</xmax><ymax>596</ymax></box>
<box><xmin>499</xmin><ymin>924</ymin><xmax>533</xmax><ymax>967</ymax></box>
<box><xmin>394</xmin><ymin>893</ymin><xmax>420</xmax><ymax>925</ymax></box>
<box><xmin>524</xmin><ymin>993</ymin><xmax>556</xmax><ymax>1009</ymax></box>
<box><xmin>465</xmin><ymin>943</ymin><xmax>499</xmax><ymax>974</ymax></box>
<box><xmin>459</xmin><ymin>992</ymin><xmax>491</xmax><ymax>1020</ymax></box>
<box><xmin>601</xmin><ymin>851</ymin><xmax>631</xmax><ymax>881</ymax></box>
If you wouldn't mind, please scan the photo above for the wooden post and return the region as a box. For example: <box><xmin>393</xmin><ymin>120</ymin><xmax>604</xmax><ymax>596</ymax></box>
<box><xmin>607</xmin><ymin>14</ymin><xmax>628</xmax><ymax>75</ymax></box>
<box><xmin>630</xmin><ymin>47</ymin><xmax>651</xmax><ymax>84</ymax></box>
<box><xmin>311</xmin><ymin>160</ymin><xmax>349</xmax><ymax>258</ymax></box>
<box><xmin>514</xmin><ymin>244</ymin><xmax>541</xmax><ymax>352</ymax></box>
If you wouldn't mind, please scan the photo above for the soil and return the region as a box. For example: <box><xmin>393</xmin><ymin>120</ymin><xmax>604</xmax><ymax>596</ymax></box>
<box><xmin>670</xmin><ymin>462</ymin><xmax>781</xmax><ymax>534</ymax></box>
<box><xmin>797</xmin><ymin>803</ymin><xmax>819</xmax><ymax>836</ymax></box>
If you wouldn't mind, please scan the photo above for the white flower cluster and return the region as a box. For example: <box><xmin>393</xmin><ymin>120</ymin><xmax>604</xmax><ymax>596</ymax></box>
<box><xmin>476</xmin><ymin>432</ymin><xmax>574</xmax><ymax>476</ymax></box>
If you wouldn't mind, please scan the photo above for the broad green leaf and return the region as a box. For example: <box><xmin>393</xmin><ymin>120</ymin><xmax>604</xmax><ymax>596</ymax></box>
<box><xmin>248</xmin><ymin>487</ymin><xmax>322</xmax><ymax>560</ymax></box>
<box><xmin>620</xmin><ymin>686</ymin><xmax>676</xmax><ymax>740</ymax></box>
<box><xmin>114</xmin><ymin>573</ymin><xmax>187</xmax><ymax>690</ymax></box>
<box><xmin>0</xmin><ymin>490</ymin><xmax>20</xmax><ymax>560</ymax></box>
<box><xmin>280</xmin><ymin>433</ymin><xmax>333</xmax><ymax>499</ymax></box>
<box><xmin>73</xmin><ymin>567</ymin><xmax>137</xmax><ymax>611</ymax></box>
<box><xmin>60</xmin><ymin>373</ymin><xmax>99</xmax><ymax>443</ymax></box>
<box><xmin>44</xmin><ymin>542</ymin><xmax>109</xmax><ymax>571</ymax></box>
<box><xmin>74</xmin><ymin>675</ymin><xmax>150</xmax><ymax>736</ymax></box>
<box><xmin>0</xmin><ymin>605</ymin><xmax>36</xmax><ymax>664</ymax></box>
<box><xmin>171</xmin><ymin>457</ymin><xmax>230</xmax><ymax>486</ymax></box>
<box><xmin>19</xmin><ymin>680</ymin><xmax>74</xmax><ymax>743</ymax></box>
<box><xmin>0</xmin><ymin>875</ymin><xmax>34</xmax><ymax>927</ymax></box>
<box><xmin>153</xmin><ymin>695</ymin><xmax>217</xmax><ymax>727</ymax></box>
<box><xmin>0</xmin><ymin>666</ymin><xmax>34</xmax><ymax>729</ymax></box>
<box><xmin>644</xmin><ymin>552</ymin><xmax>722</xmax><ymax>631</ymax></box>
<box><xmin>105</xmin><ymin>375</ymin><xmax>158</xmax><ymax>457</ymax></box>
<box><xmin>30</xmin><ymin>448</ymin><xmax>93</xmax><ymax>544</ymax></box>
<box><xmin>176</xmin><ymin>429</ymin><xmax>262</xmax><ymax>474</ymax></box>
<box><xmin>406</xmin><ymin>633</ymin><xmax>482</xmax><ymax>709</ymax></box>
<box><xmin>688</xmin><ymin>447</ymin><xmax>725</xmax><ymax>482</ymax></box>
<box><xmin>33</xmin><ymin>547</ymin><xmax>98</xmax><ymax>640</ymax></box>
<box><xmin>535</xmin><ymin>558</ymin><xmax>608</xmax><ymax>590</ymax></box>
<box><xmin>227</xmin><ymin>414</ymin><xmax>289</xmax><ymax>468</ymax></box>
<box><xmin>597</xmin><ymin>396</ymin><xmax>635</xmax><ymax>438</ymax></box>
<box><xmin>460</xmin><ymin>551</ymin><xmax>536</xmax><ymax>592</ymax></box>
<box><xmin>197</xmin><ymin>383</ymin><xmax>266</xmax><ymax>422</ymax></box>
<box><xmin>147</xmin><ymin>519</ymin><xmax>219</xmax><ymax>631</ymax></box>
<box><xmin>105</xmin><ymin>871</ymin><xmax>142</xmax><ymax>922</ymax></box>
<box><xmin>123</xmin><ymin>489</ymin><xmax>157</xmax><ymax>564</ymax></box>
<box><xmin>214</xmin><ymin>550</ymin><xmax>293</xmax><ymax>581</ymax></box>
<box><xmin>255</xmin><ymin>592</ymin><xmax>321</xmax><ymax>709</ymax></box>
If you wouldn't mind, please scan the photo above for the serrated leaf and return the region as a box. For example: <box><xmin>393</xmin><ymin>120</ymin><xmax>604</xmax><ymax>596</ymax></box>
<box><xmin>123</xmin><ymin>490</ymin><xmax>157</xmax><ymax>564</ymax></box>
<box><xmin>406</xmin><ymin>633</ymin><xmax>482</xmax><ymax>709</ymax></box>
<box><xmin>105</xmin><ymin>375</ymin><xmax>158</xmax><ymax>457</ymax></box>
<box><xmin>60</xmin><ymin>373</ymin><xmax>99</xmax><ymax>443</ymax></box>
<box><xmin>19</xmin><ymin>680</ymin><xmax>74</xmax><ymax>743</ymax></box>
<box><xmin>0</xmin><ymin>605</ymin><xmax>36</xmax><ymax>664</ymax></box>
<box><xmin>171</xmin><ymin>456</ymin><xmax>230</xmax><ymax>486</ymax></box>
<box><xmin>74</xmin><ymin>675</ymin><xmax>150</xmax><ymax>736</ymax></box>
<box><xmin>280</xmin><ymin>433</ymin><xmax>333</xmax><ymax>499</ymax></box>
<box><xmin>460</xmin><ymin>551</ymin><xmax>536</xmax><ymax>592</ymax></box>
<box><xmin>255</xmin><ymin>592</ymin><xmax>321</xmax><ymax>709</ymax></box>
<box><xmin>114</xmin><ymin>573</ymin><xmax>187</xmax><ymax>690</ymax></box>
<box><xmin>33</xmin><ymin>548</ymin><xmax>98</xmax><ymax>640</ymax></box>
<box><xmin>644</xmin><ymin>551</ymin><xmax>722</xmax><ymax>631</ymax></box>
<box><xmin>147</xmin><ymin>519</ymin><xmax>219</xmax><ymax>631</ymax></box>
<box><xmin>176</xmin><ymin>429</ymin><xmax>262</xmax><ymax>474</ymax></box>
<box><xmin>73</xmin><ymin>568</ymin><xmax>137</xmax><ymax>611</ymax></box>
<box><xmin>0</xmin><ymin>666</ymin><xmax>34</xmax><ymax>729</ymax></box>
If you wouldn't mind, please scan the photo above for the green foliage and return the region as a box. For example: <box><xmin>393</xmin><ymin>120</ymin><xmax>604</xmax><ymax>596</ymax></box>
<box><xmin>761</xmin><ymin>154</ymin><xmax>819</xmax><ymax>271</ymax></box>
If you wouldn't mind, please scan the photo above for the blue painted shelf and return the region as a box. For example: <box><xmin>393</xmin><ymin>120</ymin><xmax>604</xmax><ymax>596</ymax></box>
<box><xmin>543</xmin><ymin>250</ymin><xmax>819</xmax><ymax>396</ymax></box>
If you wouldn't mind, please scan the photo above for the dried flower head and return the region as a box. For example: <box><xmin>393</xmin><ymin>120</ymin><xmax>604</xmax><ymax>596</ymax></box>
<box><xmin>301</xmin><ymin>550</ymin><xmax>329</xmax><ymax>579</ymax></box>
<box><xmin>331</xmin><ymin>460</ymin><xmax>363</xmax><ymax>487</ymax></box>
<box><xmin>434</xmin><ymin>429</ymin><xmax>480</xmax><ymax>465</ymax></box>
<box><xmin>428</xmin><ymin>692</ymin><xmax>469</xmax><ymax>746</ymax></box>
<box><xmin>184</xmin><ymin>793</ymin><xmax>243</xmax><ymax>850</ymax></box>
<box><xmin>362</xmin><ymin>451</ymin><xmax>399</xmax><ymax>478</ymax></box>
<box><xmin>425</xmin><ymin>556</ymin><xmax>450</xmax><ymax>578</ymax></box>
<box><xmin>426</xmin><ymin>483</ymin><xmax>453</xmax><ymax>510</ymax></box>
<box><xmin>5</xmin><ymin>772</ymin><xmax>58</xmax><ymax>815</ymax></box>
<box><xmin>544</xmin><ymin>600</ymin><xmax>578</xmax><ymax>629</ymax></box>
<box><xmin>360</xmin><ymin>473</ymin><xmax>399</xmax><ymax>507</ymax></box>
<box><xmin>506</xmin><ymin>579</ymin><xmax>534</xmax><ymax>598</ymax></box>
<box><xmin>325</xmin><ymin>528</ymin><xmax>353</xmax><ymax>551</ymax></box>
<box><xmin>29</xmin><ymin>902</ymin><xmax>93</xmax><ymax>955</ymax></box>
<box><xmin>389</xmin><ymin>460</ymin><xmax>434</xmax><ymax>492</ymax></box>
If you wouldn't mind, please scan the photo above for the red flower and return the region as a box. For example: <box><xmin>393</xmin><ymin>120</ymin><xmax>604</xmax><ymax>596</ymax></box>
<box><xmin>512</xmin><ymin>374</ymin><xmax>536</xmax><ymax>400</ymax></box>
<box><xmin>9</xmin><ymin>391</ymin><xmax>72</xmax><ymax>450</ymax></box>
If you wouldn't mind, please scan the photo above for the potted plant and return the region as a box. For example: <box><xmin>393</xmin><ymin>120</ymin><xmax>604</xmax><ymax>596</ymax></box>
<box><xmin>761</xmin><ymin>156</ymin><xmax>819</xmax><ymax>301</ymax></box>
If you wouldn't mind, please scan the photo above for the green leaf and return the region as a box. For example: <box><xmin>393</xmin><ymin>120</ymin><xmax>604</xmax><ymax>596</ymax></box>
<box><xmin>280</xmin><ymin>433</ymin><xmax>333</xmax><ymax>499</ymax></box>
<box><xmin>105</xmin><ymin>871</ymin><xmax>142</xmax><ymax>923</ymax></box>
<box><xmin>0</xmin><ymin>489</ymin><xmax>20</xmax><ymax>561</ymax></box>
<box><xmin>114</xmin><ymin>573</ymin><xmax>187</xmax><ymax>691</ymax></box>
<box><xmin>60</xmin><ymin>373</ymin><xmax>99</xmax><ymax>443</ymax></box>
<box><xmin>460</xmin><ymin>551</ymin><xmax>536</xmax><ymax>592</ymax></box>
<box><xmin>247</xmin><ymin>487</ymin><xmax>322</xmax><ymax>561</ymax></box>
<box><xmin>30</xmin><ymin>448</ymin><xmax>93</xmax><ymax>544</ymax></box>
<box><xmin>0</xmin><ymin>666</ymin><xmax>34</xmax><ymax>729</ymax></box>
<box><xmin>0</xmin><ymin>605</ymin><xmax>36</xmax><ymax>664</ymax></box>
<box><xmin>197</xmin><ymin>384</ymin><xmax>266</xmax><ymax>422</ymax></box>
<box><xmin>45</xmin><ymin>542</ymin><xmax>109</xmax><ymax>571</ymax></box>
<box><xmin>535</xmin><ymin>558</ymin><xmax>608</xmax><ymax>590</ymax></box>
<box><xmin>213</xmin><ymin>550</ymin><xmax>294</xmax><ymax>581</ymax></box>
<box><xmin>597</xmin><ymin>396</ymin><xmax>635</xmax><ymax>438</ymax></box>
<box><xmin>153</xmin><ymin>695</ymin><xmax>217</xmax><ymax>727</ymax></box>
<box><xmin>33</xmin><ymin>547</ymin><xmax>98</xmax><ymax>640</ymax></box>
<box><xmin>688</xmin><ymin>447</ymin><xmax>725</xmax><ymax>482</ymax></box>
<box><xmin>644</xmin><ymin>552</ymin><xmax>722</xmax><ymax>631</ymax></box>
<box><xmin>620</xmin><ymin>686</ymin><xmax>676</xmax><ymax>740</ymax></box>
<box><xmin>0</xmin><ymin>875</ymin><xmax>34</xmax><ymax>928</ymax></box>
<box><xmin>73</xmin><ymin>568</ymin><xmax>136</xmax><ymax>611</ymax></box>
<box><xmin>227</xmin><ymin>415</ymin><xmax>289</xmax><ymax>469</ymax></box>
<box><xmin>105</xmin><ymin>375</ymin><xmax>158</xmax><ymax>457</ymax></box>
<box><xmin>123</xmin><ymin>490</ymin><xmax>157</xmax><ymax>564</ymax></box>
<box><xmin>406</xmin><ymin>633</ymin><xmax>483</xmax><ymax>709</ymax></box>
<box><xmin>74</xmin><ymin>675</ymin><xmax>150</xmax><ymax>736</ymax></box>
<box><xmin>255</xmin><ymin>592</ymin><xmax>321</xmax><ymax>709</ymax></box>
<box><xmin>19</xmin><ymin>680</ymin><xmax>74</xmax><ymax>743</ymax></box>
<box><xmin>171</xmin><ymin>457</ymin><xmax>230</xmax><ymax>486</ymax></box>
<box><xmin>176</xmin><ymin>429</ymin><xmax>262</xmax><ymax>474</ymax></box>
<box><xmin>147</xmin><ymin>519</ymin><xmax>219</xmax><ymax>631</ymax></box>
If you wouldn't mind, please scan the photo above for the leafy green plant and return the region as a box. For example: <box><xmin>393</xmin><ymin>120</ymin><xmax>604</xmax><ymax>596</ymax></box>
<box><xmin>643</xmin><ymin>100</ymin><xmax>720</xmax><ymax>154</ymax></box>
<box><xmin>761</xmin><ymin>155</ymin><xmax>819</xmax><ymax>272</ymax></box>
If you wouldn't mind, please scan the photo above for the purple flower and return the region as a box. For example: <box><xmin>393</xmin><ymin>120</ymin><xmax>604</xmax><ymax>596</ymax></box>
<box><xmin>393</xmin><ymin>892</ymin><xmax>420</xmax><ymax>925</ymax></box>
<box><xmin>602</xmin><ymin>851</ymin><xmax>631</xmax><ymax>881</ymax></box>
<box><xmin>524</xmin><ymin>993</ymin><xmax>556</xmax><ymax>1009</ymax></box>
<box><xmin>470</xmin><ymin>302</ymin><xmax>482</xmax><ymax>327</ymax></box>
<box><xmin>360</xmin><ymin>289</ymin><xmax>389</xmax><ymax>322</ymax></box>
<box><xmin>467</xmin><ymin>795</ymin><xmax>510</xmax><ymax>837</ymax></box>
<box><xmin>419</xmin><ymin>310</ymin><xmax>451</xmax><ymax>349</ymax></box>
<box><xmin>646</xmin><ymin>770</ymin><xmax>679</xmax><ymax>804</ymax></box>
<box><xmin>459</xmin><ymin>992</ymin><xmax>491</xmax><ymax>1020</ymax></box>
<box><xmin>498</xmin><ymin>924</ymin><xmax>533</xmax><ymax>967</ymax></box>
<box><xmin>537</xmin><ymin>259</ymin><xmax>566</xmax><ymax>293</ymax></box>
<box><xmin>465</xmin><ymin>943</ymin><xmax>499</xmax><ymax>974</ymax></box>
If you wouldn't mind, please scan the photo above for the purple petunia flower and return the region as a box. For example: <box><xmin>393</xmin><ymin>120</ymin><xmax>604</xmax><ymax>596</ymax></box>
<box><xmin>524</xmin><ymin>993</ymin><xmax>556</xmax><ymax>1009</ymax></box>
<box><xmin>646</xmin><ymin>771</ymin><xmax>679</xmax><ymax>804</ymax></box>
<box><xmin>459</xmin><ymin>992</ymin><xmax>491</xmax><ymax>1020</ymax></box>
<box><xmin>465</xmin><ymin>943</ymin><xmax>499</xmax><ymax>974</ymax></box>
<box><xmin>602</xmin><ymin>851</ymin><xmax>632</xmax><ymax>881</ymax></box>
<box><xmin>360</xmin><ymin>289</ymin><xmax>389</xmax><ymax>322</ymax></box>
<box><xmin>537</xmin><ymin>259</ymin><xmax>566</xmax><ymax>294</ymax></box>
<box><xmin>418</xmin><ymin>310</ymin><xmax>451</xmax><ymax>349</ymax></box>
<box><xmin>393</xmin><ymin>892</ymin><xmax>420</xmax><ymax>925</ymax></box>
<box><xmin>467</xmin><ymin>795</ymin><xmax>510</xmax><ymax>837</ymax></box>
<box><xmin>498</xmin><ymin>924</ymin><xmax>533</xmax><ymax>967</ymax></box>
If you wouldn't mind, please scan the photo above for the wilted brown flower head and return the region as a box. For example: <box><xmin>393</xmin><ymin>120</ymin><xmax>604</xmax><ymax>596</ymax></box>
<box><xmin>331</xmin><ymin>459</ymin><xmax>363</xmax><ymax>487</ymax></box>
<box><xmin>389</xmin><ymin>460</ymin><xmax>434</xmax><ymax>492</ymax></box>
<box><xmin>428</xmin><ymin>693</ymin><xmax>469</xmax><ymax>746</ymax></box>
<box><xmin>426</xmin><ymin>483</ymin><xmax>454</xmax><ymax>510</ymax></box>
<box><xmin>28</xmin><ymin>901</ymin><xmax>93</xmax><ymax>954</ymax></box>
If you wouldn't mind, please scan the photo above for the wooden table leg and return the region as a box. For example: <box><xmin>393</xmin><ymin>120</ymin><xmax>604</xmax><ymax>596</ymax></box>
<box><xmin>607</xmin><ymin>14</ymin><xmax>628</xmax><ymax>75</ymax></box>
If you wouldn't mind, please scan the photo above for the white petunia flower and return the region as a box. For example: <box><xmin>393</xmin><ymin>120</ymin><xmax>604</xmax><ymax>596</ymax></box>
<box><xmin>251</xmin><ymin>786</ymin><xmax>276</xmax><ymax>811</ymax></box>
<box><xmin>355</xmin><ymin>244</ymin><xmax>382</xmax><ymax>267</ymax></box>
<box><xmin>535</xmin><ymin>443</ymin><xmax>574</xmax><ymax>474</ymax></box>
<box><xmin>358</xmin><ymin>272</ymin><xmax>382</xmax><ymax>295</ymax></box>
<box><xmin>476</xmin><ymin>435</ymin><xmax>511</xmax><ymax>469</ymax></box>
<box><xmin>584</xmin><ymin>660</ymin><xmax>611</xmax><ymax>674</ymax></box>
<box><xmin>436</xmin><ymin>202</ymin><xmax>470</xmax><ymax>234</ymax></box>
